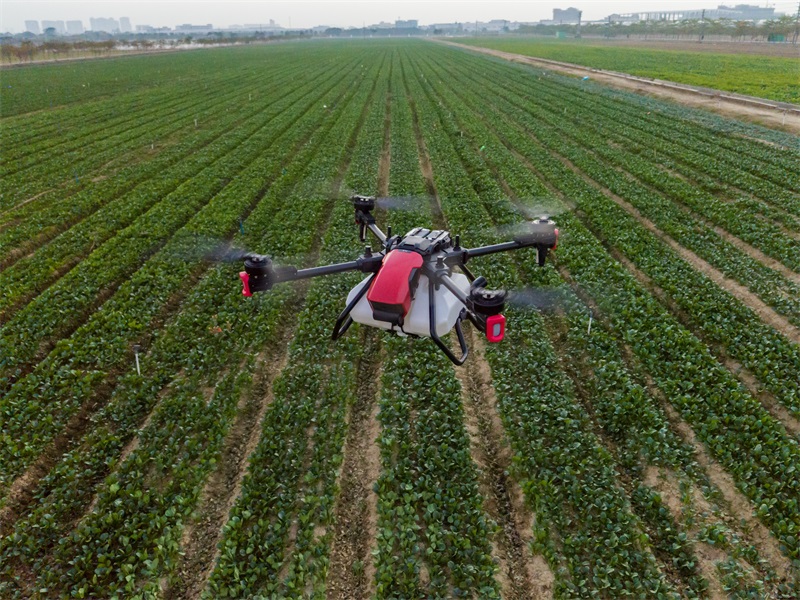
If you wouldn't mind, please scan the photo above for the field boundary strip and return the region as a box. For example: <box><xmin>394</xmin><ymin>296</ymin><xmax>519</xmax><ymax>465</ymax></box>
<box><xmin>436</xmin><ymin>39</ymin><xmax>800</xmax><ymax>134</ymax></box>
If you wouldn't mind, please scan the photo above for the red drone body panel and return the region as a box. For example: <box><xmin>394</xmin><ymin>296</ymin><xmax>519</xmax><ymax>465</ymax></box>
<box><xmin>366</xmin><ymin>249</ymin><xmax>423</xmax><ymax>324</ymax></box>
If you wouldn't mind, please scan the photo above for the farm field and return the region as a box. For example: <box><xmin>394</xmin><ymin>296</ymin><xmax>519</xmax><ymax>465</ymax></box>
<box><xmin>0</xmin><ymin>39</ymin><xmax>799</xmax><ymax>598</ymax></box>
<box><xmin>456</xmin><ymin>36</ymin><xmax>800</xmax><ymax>104</ymax></box>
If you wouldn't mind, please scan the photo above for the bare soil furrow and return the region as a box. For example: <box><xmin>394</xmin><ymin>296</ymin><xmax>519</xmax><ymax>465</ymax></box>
<box><xmin>455</xmin><ymin>328</ymin><xmax>554</xmax><ymax>600</ymax></box>
<box><xmin>325</xmin><ymin>334</ymin><xmax>383</xmax><ymax>600</ymax></box>
<box><xmin>659</xmin><ymin>401</ymin><xmax>795</xmax><ymax>584</ymax></box>
<box><xmin>165</xmin><ymin>339</ymin><xmax>292</xmax><ymax>600</ymax></box>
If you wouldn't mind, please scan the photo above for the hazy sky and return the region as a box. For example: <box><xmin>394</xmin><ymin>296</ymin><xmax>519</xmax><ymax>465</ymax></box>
<box><xmin>3</xmin><ymin>0</ymin><xmax>797</xmax><ymax>33</ymax></box>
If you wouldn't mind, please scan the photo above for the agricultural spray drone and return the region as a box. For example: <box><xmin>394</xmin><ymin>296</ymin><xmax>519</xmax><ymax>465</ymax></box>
<box><xmin>238</xmin><ymin>195</ymin><xmax>558</xmax><ymax>365</ymax></box>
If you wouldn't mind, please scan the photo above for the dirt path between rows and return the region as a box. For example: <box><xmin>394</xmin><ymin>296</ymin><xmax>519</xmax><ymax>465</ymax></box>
<box><xmin>437</xmin><ymin>40</ymin><xmax>800</xmax><ymax>135</ymax></box>
<box><xmin>454</xmin><ymin>329</ymin><xmax>555</xmax><ymax>600</ymax></box>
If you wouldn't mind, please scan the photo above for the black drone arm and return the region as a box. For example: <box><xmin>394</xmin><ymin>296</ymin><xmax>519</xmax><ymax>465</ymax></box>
<box><xmin>462</xmin><ymin>222</ymin><xmax>559</xmax><ymax>268</ymax></box>
<box><xmin>241</xmin><ymin>253</ymin><xmax>382</xmax><ymax>295</ymax></box>
<box><xmin>272</xmin><ymin>258</ymin><xmax>377</xmax><ymax>283</ymax></box>
<box><xmin>463</xmin><ymin>240</ymin><xmax>525</xmax><ymax>260</ymax></box>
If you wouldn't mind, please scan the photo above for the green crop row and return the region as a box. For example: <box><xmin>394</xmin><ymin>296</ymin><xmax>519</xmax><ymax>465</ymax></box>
<box><xmin>0</xmin><ymin>61</ymin><xmax>326</xmax><ymax>260</ymax></box>
<box><xmin>0</xmin><ymin>44</ymin><xmax>292</xmax><ymax>116</ymax></box>
<box><xmin>0</xmin><ymin>52</ymin><xmax>368</xmax><ymax>388</ymax></box>
<box><xmin>416</xmin><ymin>46</ymin><xmax>800</xmax><ymax>572</ymax></box>
<box><xmin>1</xmin><ymin>49</ymin><xmax>385</xmax><ymax>600</ymax></box>
<box><xmin>411</xmin><ymin>49</ymin><xmax>791</xmax><ymax>593</ymax></box>
<box><xmin>0</xmin><ymin>52</ymin><xmax>374</xmax><ymax>497</ymax></box>
<box><xmin>494</xmin><ymin>55</ymin><xmax>800</xmax><ymax>200</ymax></box>
<box><xmin>403</xmin><ymin>48</ymin><xmax>683</xmax><ymax>597</ymax></box>
<box><xmin>436</xmin><ymin>47</ymin><xmax>800</xmax><ymax>418</ymax></box>
<box><xmin>0</xmin><ymin>68</ymin><xmax>250</xmax><ymax>182</ymax></box>
<box><xmin>0</xmin><ymin>58</ymin><xmax>354</xmax><ymax>321</ymax></box>
<box><xmin>203</xmin><ymin>55</ymin><xmax>388</xmax><ymax>599</ymax></box>
<box><xmin>1</xmin><ymin>84</ymin><xmax>248</xmax><ymax>211</ymax></box>
<box><xmin>0</xmin><ymin>67</ymin><xmax>260</xmax><ymax>172</ymax></box>
<box><xmin>369</xmin><ymin>56</ymin><xmax>500</xmax><ymax>599</ymax></box>
<box><xmin>464</xmin><ymin>69</ymin><xmax>800</xmax><ymax>326</ymax></box>
<box><xmin>453</xmin><ymin>50</ymin><xmax>800</xmax><ymax>270</ymax></box>
<box><xmin>490</xmin><ymin>59</ymin><xmax>800</xmax><ymax>219</ymax></box>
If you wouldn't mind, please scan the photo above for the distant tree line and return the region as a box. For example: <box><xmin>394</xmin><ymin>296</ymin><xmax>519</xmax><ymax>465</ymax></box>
<box><xmin>0</xmin><ymin>32</ymin><xmax>312</xmax><ymax>63</ymax></box>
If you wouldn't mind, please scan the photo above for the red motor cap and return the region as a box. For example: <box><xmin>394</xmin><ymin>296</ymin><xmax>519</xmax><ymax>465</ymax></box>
<box><xmin>486</xmin><ymin>314</ymin><xmax>506</xmax><ymax>343</ymax></box>
<box><xmin>367</xmin><ymin>249</ymin><xmax>423</xmax><ymax>323</ymax></box>
<box><xmin>239</xmin><ymin>271</ymin><xmax>252</xmax><ymax>297</ymax></box>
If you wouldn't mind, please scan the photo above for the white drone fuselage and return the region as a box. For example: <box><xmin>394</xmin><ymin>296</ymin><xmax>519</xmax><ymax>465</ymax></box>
<box><xmin>346</xmin><ymin>272</ymin><xmax>470</xmax><ymax>338</ymax></box>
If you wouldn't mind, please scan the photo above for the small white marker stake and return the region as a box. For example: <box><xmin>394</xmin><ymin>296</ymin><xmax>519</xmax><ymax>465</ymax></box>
<box><xmin>133</xmin><ymin>344</ymin><xmax>141</xmax><ymax>375</ymax></box>
<box><xmin>587</xmin><ymin>310</ymin><xmax>593</xmax><ymax>335</ymax></box>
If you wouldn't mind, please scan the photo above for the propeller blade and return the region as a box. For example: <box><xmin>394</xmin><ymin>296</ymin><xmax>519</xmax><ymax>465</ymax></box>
<box><xmin>504</xmin><ymin>286</ymin><xmax>594</xmax><ymax>313</ymax></box>
<box><xmin>513</xmin><ymin>199</ymin><xmax>571</xmax><ymax>221</ymax></box>
<box><xmin>374</xmin><ymin>195</ymin><xmax>439</xmax><ymax>214</ymax></box>
<box><xmin>477</xmin><ymin>198</ymin><xmax>567</xmax><ymax>241</ymax></box>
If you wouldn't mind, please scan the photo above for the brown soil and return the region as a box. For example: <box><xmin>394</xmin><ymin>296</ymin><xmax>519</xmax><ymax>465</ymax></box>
<box><xmin>165</xmin><ymin>340</ymin><xmax>292</xmax><ymax>600</ymax></box>
<box><xmin>695</xmin><ymin>542</ymin><xmax>729</xmax><ymax>599</ymax></box>
<box><xmin>405</xmin><ymin>67</ymin><xmax>553</xmax><ymax>596</ymax></box>
<box><xmin>454</xmin><ymin>328</ymin><xmax>555</xmax><ymax>599</ymax></box>
<box><xmin>643</xmin><ymin>467</ymin><xmax>685</xmax><ymax>525</ymax></box>
<box><xmin>326</xmin><ymin>80</ymin><xmax>391</xmax><ymax>598</ymax></box>
<box><xmin>642</xmin><ymin>467</ymin><xmax>728</xmax><ymax>598</ymax></box>
<box><xmin>325</xmin><ymin>335</ymin><xmax>383</xmax><ymax>600</ymax></box>
<box><xmin>440</xmin><ymin>41</ymin><xmax>800</xmax><ymax>135</ymax></box>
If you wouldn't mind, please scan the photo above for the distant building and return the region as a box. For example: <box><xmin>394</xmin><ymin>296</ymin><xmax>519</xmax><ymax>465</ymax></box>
<box><xmin>41</xmin><ymin>20</ymin><xmax>66</xmax><ymax>35</ymax></box>
<box><xmin>65</xmin><ymin>20</ymin><xmax>84</xmax><ymax>35</ymax></box>
<box><xmin>120</xmin><ymin>17</ymin><xmax>133</xmax><ymax>33</ymax></box>
<box><xmin>608</xmin><ymin>4</ymin><xmax>781</xmax><ymax>23</ymax></box>
<box><xmin>90</xmin><ymin>17</ymin><xmax>120</xmax><ymax>33</ymax></box>
<box><xmin>484</xmin><ymin>19</ymin><xmax>511</xmax><ymax>32</ymax></box>
<box><xmin>428</xmin><ymin>22</ymin><xmax>464</xmax><ymax>33</ymax></box>
<box><xmin>136</xmin><ymin>25</ymin><xmax>172</xmax><ymax>33</ymax></box>
<box><xmin>24</xmin><ymin>20</ymin><xmax>41</xmax><ymax>35</ymax></box>
<box><xmin>175</xmin><ymin>23</ymin><xmax>215</xmax><ymax>33</ymax></box>
<box><xmin>716</xmin><ymin>4</ymin><xmax>778</xmax><ymax>20</ymax></box>
<box><xmin>553</xmin><ymin>8</ymin><xmax>582</xmax><ymax>24</ymax></box>
<box><xmin>395</xmin><ymin>19</ymin><xmax>418</xmax><ymax>29</ymax></box>
<box><xmin>239</xmin><ymin>21</ymin><xmax>282</xmax><ymax>32</ymax></box>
